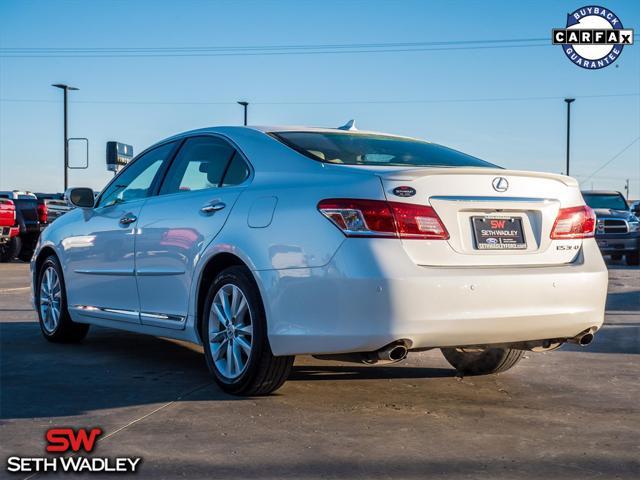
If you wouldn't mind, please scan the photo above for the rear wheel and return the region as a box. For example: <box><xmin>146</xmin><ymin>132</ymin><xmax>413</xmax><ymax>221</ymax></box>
<box><xmin>202</xmin><ymin>266</ymin><xmax>294</xmax><ymax>396</ymax></box>
<box><xmin>626</xmin><ymin>253</ymin><xmax>639</xmax><ymax>266</ymax></box>
<box><xmin>441</xmin><ymin>347</ymin><xmax>524</xmax><ymax>375</ymax></box>
<box><xmin>37</xmin><ymin>255</ymin><xmax>90</xmax><ymax>343</ymax></box>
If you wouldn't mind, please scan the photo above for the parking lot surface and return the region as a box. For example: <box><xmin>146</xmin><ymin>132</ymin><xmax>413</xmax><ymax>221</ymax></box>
<box><xmin>1</xmin><ymin>260</ymin><xmax>638</xmax><ymax>479</ymax></box>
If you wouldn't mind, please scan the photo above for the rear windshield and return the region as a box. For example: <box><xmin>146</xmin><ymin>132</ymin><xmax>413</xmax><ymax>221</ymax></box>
<box><xmin>272</xmin><ymin>132</ymin><xmax>497</xmax><ymax>168</ymax></box>
<box><xmin>583</xmin><ymin>193</ymin><xmax>628</xmax><ymax>210</ymax></box>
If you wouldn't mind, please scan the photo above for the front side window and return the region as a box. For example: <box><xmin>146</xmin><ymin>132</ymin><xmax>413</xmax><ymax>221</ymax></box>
<box><xmin>272</xmin><ymin>131</ymin><xmax>497</xmax><ymax>168</ymax></box>
<box><xmin>98</xmin><ymin>142</ymin><xmax>176</xmax><ymax>207</ymax></box>
<box><xmin>159</xmin><ymin>136</ymin><xmax>248</xmax><ymax>195</ymax></box>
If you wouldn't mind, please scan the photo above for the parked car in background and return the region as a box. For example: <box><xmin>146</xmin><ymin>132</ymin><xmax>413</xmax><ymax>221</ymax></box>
<box><xmin>582</xmin><ymin>190</ymin><xmax>640</xmax><ymax>266</ymax></box>
<box><xmin>0</xmin><ymin>199</ymin><xmax>20</xmax><ymax>262</ymax></box>
<box><xmin>0</xmin><ymin>191</ymin><xmax>43</xmax><ymax>262</ymax></box>
<box><xmin>31</xmin><ymin>125</ymin><xmax>607</xmax><ymax>396</ymax></box>
<box><xmin>34</xmin><ymin>193</ymin><xmax>72</xmax><ymax>224</ymax></box>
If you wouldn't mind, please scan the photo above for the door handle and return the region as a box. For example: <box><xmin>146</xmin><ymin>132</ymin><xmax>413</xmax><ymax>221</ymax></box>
<box><xmin>119</xmin><ymin>214</ymin><xmax>137</xmax><ymax>225</ymax></box>
<box><xmin>201</xmin><ymin>202</ymin><xmax>226</xmax><ymax>214</ymax></box>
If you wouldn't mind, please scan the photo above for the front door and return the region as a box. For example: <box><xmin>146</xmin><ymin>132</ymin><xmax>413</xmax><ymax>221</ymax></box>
<box><xmin>135</xmin><ymin>135</ymin><xmax>251</xmax><ymax>327</ymax></box>
<box><xmin>64</xmin><ymin>141</ymin><xmax>177</xmax><ymax>324</ymax></box>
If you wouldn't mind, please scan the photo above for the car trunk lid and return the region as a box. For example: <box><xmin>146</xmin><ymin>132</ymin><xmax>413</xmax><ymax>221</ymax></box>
<box><xmin>377</xmin><ymin>167</ymin><xmax>585</xmax><ymax>266</ymax></box>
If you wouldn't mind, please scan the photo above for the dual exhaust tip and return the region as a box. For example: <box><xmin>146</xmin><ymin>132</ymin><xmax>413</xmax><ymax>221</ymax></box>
<box><xmin>317</xmin><ymin>328</ymin><xmax>597</xmax><ymax>365</ymax></box>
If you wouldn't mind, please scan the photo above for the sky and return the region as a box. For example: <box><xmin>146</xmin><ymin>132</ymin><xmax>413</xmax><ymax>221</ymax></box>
<box><xmin>1</xmin><ymin>0</ymin><xmax>639</xmax><ymax>197</ymax></box>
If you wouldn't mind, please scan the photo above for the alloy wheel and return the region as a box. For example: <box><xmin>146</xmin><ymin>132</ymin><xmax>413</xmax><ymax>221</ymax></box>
<box><xmin>40</xmin><ymin>266</ymin><xmax>62</xmax><ymax>333</ymax></box>
<box><xmin>209</xmin><ymin>284</ymin><xmax>254</xmax><ymax>379</ymax></box>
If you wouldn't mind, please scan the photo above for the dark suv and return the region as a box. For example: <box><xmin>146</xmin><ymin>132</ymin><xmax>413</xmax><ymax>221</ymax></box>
<box><xmin>582</xmin><ymin>190</ymin><xmax>640</xmax><ymax>266</ymax></box>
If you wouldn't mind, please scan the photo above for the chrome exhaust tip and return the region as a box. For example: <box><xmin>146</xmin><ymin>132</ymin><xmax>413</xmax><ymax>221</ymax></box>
<box><xmin>577</xmin><ymin>332</ymin><xmax>594</xmax><ymax>346</ymax></box>
<box><xmin>377</xmin><ymin>344</ymin><xmax>408</xmax><ymax>362</ymax></box>
<box><xmin>312</xmin><ymin>341</ymin><xmax>411</xmax><ymax>365</ymax></box>
<box><xmin>569</xmin><ymin>328</ymin><xmax>597</xmax><ymax>347</ymax></box>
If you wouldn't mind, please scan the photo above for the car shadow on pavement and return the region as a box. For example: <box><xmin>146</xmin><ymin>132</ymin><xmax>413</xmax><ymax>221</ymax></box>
<box><xmin>0</xmin><ymin>322</ymin><xmax>230</xmax><ymax>420</ymax></box>
<box><xmin>0</xmin><ymin>322</ymin><xmax>452</xmax><ymax>420</ymax></box>
<box><xmin>289</xmin><ymin>364</ymin><xmax>454</xmax><ymax>381</ymax></box>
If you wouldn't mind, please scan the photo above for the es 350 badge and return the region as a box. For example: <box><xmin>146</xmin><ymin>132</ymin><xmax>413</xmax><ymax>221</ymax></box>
<box><xmin>552</xmin><ymin>6</ymin><xmax>634</xmax><ymax>69</ymax></box>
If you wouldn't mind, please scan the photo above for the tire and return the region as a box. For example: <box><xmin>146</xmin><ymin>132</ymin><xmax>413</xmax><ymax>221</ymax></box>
<box><xmin>202</xmin><ymin>266</ymin><xmax>294</xmax><ymax>396</ymax></box>
<box><xmin>18</xmin><ymin>235</ymin><xmax>36</xmax><ymax>262</ymax></box>
<box><xmin>0</xmin><ymin>240</ymin><xmax>16</xmax><ymax>262</ymax></box>
<box><xmin>0</xmin><ymin>236</ymin><xmax>21</xmax><ymax>262</ymax></box>
<box><xmin>625</xmin><ymin>253</ymin><xmax>639</xmax><ymax>266</ymax></box>
<box><xmin>441</xmin><ymin>346</ymin><xmax>524</xmax><ymax>376</ymax></box>
<box><xmin>36</xmin><ymin>255</ymin><xmax>90</xmax><ymax>343</ymax></box>
<box><xmin>18</xmin><ymin>248</ymin><xmax>34</xmax><ymax>263</ymax></box>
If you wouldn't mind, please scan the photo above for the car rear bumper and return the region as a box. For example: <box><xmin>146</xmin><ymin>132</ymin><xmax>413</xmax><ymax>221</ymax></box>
<box><xmin>258</xmin><ymin>238</ymin><xmax>608</xmax><ymax>356</ymax></box>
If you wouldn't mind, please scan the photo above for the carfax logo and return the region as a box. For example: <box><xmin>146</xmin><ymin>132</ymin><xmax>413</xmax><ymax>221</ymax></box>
<box><xmin>5</xmin><ymin>427</ymin><xmax>142</xmax><ymax>474</ymax></box>
<box><xmin>552</xmin><ymin>5</ymin><xmax>634</xmax><ymax>69</ymax></box>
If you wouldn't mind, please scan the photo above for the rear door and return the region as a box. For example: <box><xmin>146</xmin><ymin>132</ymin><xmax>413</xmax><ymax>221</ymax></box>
<box><xmin>379</xmin><ymin>168</ymin><xmax>585</xmax><ymax>266</ymax></box>
<box><xmin>134</xmin><ymin>135</ymin><xmax>251</xmax><ymax>327</ymax></box>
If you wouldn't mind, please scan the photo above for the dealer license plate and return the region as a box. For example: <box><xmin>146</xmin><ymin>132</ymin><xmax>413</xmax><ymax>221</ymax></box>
<box><xmin>472</xmin><ymin>216</ymin><xmax>526</xmax><ymax>250</ymax></box>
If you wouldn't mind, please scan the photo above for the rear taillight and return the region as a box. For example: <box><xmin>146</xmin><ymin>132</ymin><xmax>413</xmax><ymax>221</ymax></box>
<box><xmin>550</xmin><ymin>205</ymin><xmax>595</xmax><ymax>239</ymax></box>
<box><xmin>318</xmin><ymin>198</ymin><xmax>449</xmax><ymax>239</ymax></box>
<box><xmin>37</xmin><ymin>203</ymin><xmax>48</xmax><ymax>224</ymax></box>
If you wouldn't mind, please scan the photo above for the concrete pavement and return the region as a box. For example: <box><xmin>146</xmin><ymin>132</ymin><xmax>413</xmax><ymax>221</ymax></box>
<box><xmin>1</xmin><ymin>260</ymin><xmax>638</xmax><ymax>479</ymax></box>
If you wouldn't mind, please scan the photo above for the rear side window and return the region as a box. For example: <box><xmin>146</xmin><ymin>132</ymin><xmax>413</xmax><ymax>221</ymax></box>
<box><xmin>221</xmin><ymin>153</ymin><xmax>250</xmax><ymax>186</ymax></box>
<box><xmin>273</xmin><ymin>132</ymin><xmax>497</xmax><ymax>168</ymax></box>
<box><xmin>160</xmin><ymin>136</ymin><xmax>248</xmax><ymax>194</ymax></box>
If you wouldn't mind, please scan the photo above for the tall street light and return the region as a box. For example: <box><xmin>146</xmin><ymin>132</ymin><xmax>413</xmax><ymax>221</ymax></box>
<box><xmin>564</xmin><ymin>98</ymin><xmax>575</xmax><ymax>176</ymax></box>
<box><xmin>237</xmin><ymin>101</ymin><xmax>249</xmax><ymax>126</ymax></box>
<box><xmin>52</xmin><ymin>83</ymin><xmax>79</xmax><ymax>191</ymax></box>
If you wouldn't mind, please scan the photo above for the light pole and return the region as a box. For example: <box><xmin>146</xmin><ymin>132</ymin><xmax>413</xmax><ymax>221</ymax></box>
<box><xmin>237</xmin><ymin>101</ymin><xmax>249</xmax><ymax>126</ymax></box>
<box><xmin>52</xmin><ymin>83</ymin><xmax>79</xmax><ymax>191</ymax></box>
<box><xmin>564</xmin><ymin>98</ymin><xmax>575</xmax><ymax>176</ymax></box>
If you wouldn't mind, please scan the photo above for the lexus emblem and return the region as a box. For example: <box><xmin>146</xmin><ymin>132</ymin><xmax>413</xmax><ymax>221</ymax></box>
<box><xmin>492</xmin><ymin>177</ymin><xmax>509</xmax><ymax>192</ymax></box>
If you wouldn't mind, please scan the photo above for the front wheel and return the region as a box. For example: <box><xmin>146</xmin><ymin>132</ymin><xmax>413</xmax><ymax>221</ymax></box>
<box><xmin>202</xmin><ymin>266</ymin><xmax>294</xmax><ymax>396</ymax></box>
<box><xmin>441</xmin><ymin>347</ymin><xmax>524</xmax><ymax>375</ymax></box>
<box><xmin>37</xmin><ymin>255</ymin><xmax>90</xmax><ymax>343</ymax></box>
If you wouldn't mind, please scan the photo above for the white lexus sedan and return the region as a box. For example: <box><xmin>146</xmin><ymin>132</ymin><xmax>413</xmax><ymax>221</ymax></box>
<box><xmin>31</xmin><ymin>125</ymin><xmax>608</xmax><ymax>395</ymax></box>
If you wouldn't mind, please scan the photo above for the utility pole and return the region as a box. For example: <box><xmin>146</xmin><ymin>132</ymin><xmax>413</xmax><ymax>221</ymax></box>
<box><xmin>625</xmin><ymin>178</ymin><xmax>630</xmax><ymax>200</ymax></box>
<box><xmin>52</xmin><ymin>83</ymin><xmax>79</xmax><ymax>191</ymax></box>
<box><xmin>564</xmin><ymin>98</ymin><xmax>575</xmax><ymax>176</ymax></box>
<box><xmin>237</xmin><ymin>101</ymin><xmax>249</xmax><ymax>126</ymax></box>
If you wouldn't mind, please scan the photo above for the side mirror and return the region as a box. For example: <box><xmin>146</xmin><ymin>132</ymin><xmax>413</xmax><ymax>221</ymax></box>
<box><xmin>65</xmin><ymin>187</ymin><xmax>95</xmax><ymax>208</ymax></box>
<box><xmin>634</xmin><ymin>206</ymin><xmax>640</xmax><ymax>217</ymax></box>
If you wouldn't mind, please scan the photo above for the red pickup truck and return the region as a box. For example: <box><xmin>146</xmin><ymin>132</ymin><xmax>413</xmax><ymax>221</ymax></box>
<box><xmin>0</xmin><ymin>199</ymin><xmax>20</xmax><ymax>262</ymax></box>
